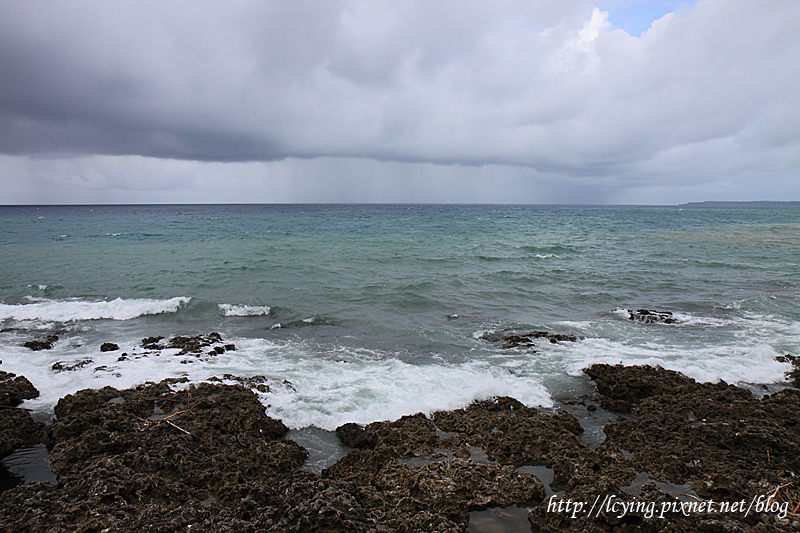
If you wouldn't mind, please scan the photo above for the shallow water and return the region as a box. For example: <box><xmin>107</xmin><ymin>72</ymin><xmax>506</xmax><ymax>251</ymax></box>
<box><xmin>0</xmin><ymin>444</ymin><xmax>56</xmax><ymax>488</ymax></box>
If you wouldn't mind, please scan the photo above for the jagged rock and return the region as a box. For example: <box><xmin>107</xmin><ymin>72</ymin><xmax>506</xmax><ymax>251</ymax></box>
<box><xmin>0</xmin><ymin>372</ymin><xmax>44</xmax><ymax>459</ymax></box>
<box><xmin>335</xmin><ymin>422</ymin><xmax>376</xmax><ymax>449</ymax></box>
<box><xmin>51</xmin><ymin>359</ymin><xmax>93</xmax><ymax>373</ymax></box>
<box><xmin>776</xmin><ymin>354</ymin><xmax>800</xmax><ymax>387</ymax></box>
<box><xmin>139</xmin><ymin>333</ymin><xmax>232</xmax><ymax>356</ymax></box>
<box><xmin>0</xmin><ymin>371</ymin><xmax>39</xmax><ymax>407</ymax></box>
<box><xmin>584</xmin><ymin>364</ymin><xmax>698</xmax><ymax>412</ymax></box>
<box><xmin>3</xmin><ymin>365</ymin><xmax>797</xmax><ymax>532</ymax></box>
<box><xmin>23</xmin><ymin>335</ymin><xmax>59</xmax><ymax>351</ymax></box>
<box><xmin>168</xmin><ymin>332</ymin><xmax>222</xmax><ymax>354</ymax></box>
<box><xmin>626</xmin><ymin>308</ymin><xmax>677</xmax><ymax>324</ymax></box>
<box><xmin>480</xmin><ymin>330</ymin><xmax>578</xmax><ymax>349</ymax></box>
<box><xmin>560</xmin><ymin>363</ymin><xmax>800</xmax><ymax>533</ymax></box>
<box><xmin>140</xmin><ymin>336</ymin><xmax>164</xmax><ymax>349</ymax></box>
<box><xmin>100</xmin><ymin>342</ymin><xmax>119</xmax><ymax>352</ymax></box>
<box><xmin>206</xmin><ymin>375</ymin><xmax>295</xmax><ymax>394</ymax></box>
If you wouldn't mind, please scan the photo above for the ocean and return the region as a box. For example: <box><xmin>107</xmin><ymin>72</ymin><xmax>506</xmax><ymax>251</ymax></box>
<box><xmin>1</xmin><ymin>204</ymin><xmax>798</xmax><ymax>432</ymax></box>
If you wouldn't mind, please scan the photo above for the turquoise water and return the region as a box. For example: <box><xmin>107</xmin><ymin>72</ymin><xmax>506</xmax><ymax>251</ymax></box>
<box><xmin>1</xmin><ymin>204</ymin><xmax>799</xmax><ymax>428</ymax></box>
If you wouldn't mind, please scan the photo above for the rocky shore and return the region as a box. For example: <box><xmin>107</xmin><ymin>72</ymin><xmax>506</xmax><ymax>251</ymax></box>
<box><xmin>1</xmin><ymin>358</ymin><xmax>799</xmax><ymax>531</ymax></box>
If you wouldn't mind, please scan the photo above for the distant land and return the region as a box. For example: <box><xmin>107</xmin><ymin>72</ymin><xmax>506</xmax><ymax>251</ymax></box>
<box><xmin>679</xmin><ymin>201</ymin><xmax>800</xmax><ymax>208</ymax></box>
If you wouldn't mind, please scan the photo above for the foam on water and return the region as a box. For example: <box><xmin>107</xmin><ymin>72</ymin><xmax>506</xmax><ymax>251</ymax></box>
<box><xmin>2</xmin><ymin>336</ymin><xmax>553</xmax><ymax>431</ymax></box>
<box><xmin>564</xmin><ymin>337</ymin><xmax>792</xmax><ymax>385</ymax></box>
<box><xmin>218</xmin><ymin>304</ymin><xmax>271</xmax><ymax>317</ymax></box>
<box><xmin>255</xmin><ymin>355</ymin><xmax>553</xmax><ymax>430</ymax></box>
<box><xmin>1</xmin><ymin>324</ymin><xmax>795</xmax><ymax>432</ymax></box>
<box><xmin>0</xmin><ymin>297</ymin><xmax>190</xmax><ymax>322</ymax></box>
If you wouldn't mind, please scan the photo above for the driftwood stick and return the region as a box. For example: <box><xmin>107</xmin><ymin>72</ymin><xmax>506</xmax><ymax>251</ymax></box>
<box><xmin>0</xmin><ymin>405</ymin><xmax>33</xmax><ymax>411</ymax></box>
<box><xmin>165</xmin><ymin>419</ymin><xmax>192</xmax><ymax>435</ymax></box>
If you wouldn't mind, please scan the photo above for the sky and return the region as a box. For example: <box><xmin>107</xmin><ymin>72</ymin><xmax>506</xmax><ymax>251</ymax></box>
<box><xmin>0</xmin><ymin>0</ymin><xmax>798</xmax><ymax>205</ymax></box>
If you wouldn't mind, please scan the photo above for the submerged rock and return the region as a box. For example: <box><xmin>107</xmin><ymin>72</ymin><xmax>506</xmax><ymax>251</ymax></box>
<box><xmin>626</xmin><ymin>308</ymin><xmax>677</xmax><ymax>324</ymax></box>
<box><xmin>51</xmin><ymin>359</ymin><xmax>93</xmax><ymax>373</ymax></box>
<box><xmin>139</xmin><ymin>332</ymin><xmax>231</xmax><ymax>356</ymax></box>
<box><xmin>480</xmin><ymin>330</ymin><xmax>578</xmax><ymax>349</ymax></box>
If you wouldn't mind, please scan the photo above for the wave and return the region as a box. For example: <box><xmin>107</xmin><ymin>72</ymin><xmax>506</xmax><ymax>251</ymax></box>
<box><xmin>566</xmin><ymin>337</ymin><xmax>791</xmax><ymax>386</ymax></box>
<box><xmin>1</xmin><ymin>336</ymin><xmax>553</xmax><ymax>432</ymax></box>
<box><xmin>218</xmin><ymin>304</ymin><xmax>271</xmax><ymax>317</ymax></box>
<box><xmin>256</xmin><ymin>357</ymin><xmax>553</xmax><ymax>430</ymax></box>
<box><xmin>0</xmin><ymin>297</ymin><xmax>190</xmax><ymax>322</ymax></box>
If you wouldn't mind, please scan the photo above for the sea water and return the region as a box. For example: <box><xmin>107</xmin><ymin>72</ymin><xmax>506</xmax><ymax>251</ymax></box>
<box><xmin>1</xmin><ymin>204</ymin><xmax>798</xmax><ymax>430</ymax></box>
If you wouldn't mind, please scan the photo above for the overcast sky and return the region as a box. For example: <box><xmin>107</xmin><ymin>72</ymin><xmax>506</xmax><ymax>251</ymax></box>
<box><xmin>1</xmin><ymin>0</ymin><xmax>798</xmax><ymax>204</ymax></box>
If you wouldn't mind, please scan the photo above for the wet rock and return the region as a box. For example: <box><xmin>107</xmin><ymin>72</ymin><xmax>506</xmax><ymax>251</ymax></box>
<box><xmin>207</xmin><ymin>374</ymin><xmax>295</xmax><ymax>394</ymax></box>
<box><xmin>140</xmin><ymin>336</ymin><xmax>164</xmax><ymax>349</ymax></box>
<box><xmin>431</xmin><ymin>397</ymin><xmax>610</xmax><ymax>491</ymax></box>
<box><xmin>1</xmin><ymin>379</ymin><xmax>553</xmax><ymax>532</ymax></box>
<box><xmin>335</xmin><ymin>422</ymin><xmax>363</xmax><ymax>447</ymax></box>
<box><xmin>584</xmin><ymin>363</ymin><xmax>698</xmax><ymax>412</ymax></box>
<box><xmin>776</xmin><ymin>354</ymin><xmax>800</xmax><ymax>387</ymax></box>
<box><xmin>480</xmin><ymin>330</ymin><xmax>578</xmax><ymax>349</ymax></box>
<box><xmin>1</xmin><ymin>380</ymin><xmax>307</xmax><ymax>531</ymax></box>
<box><xmin>0</xmin><ymin>373</ymin><xmax>44</xmax><ymax>459</ymax></box>
<box><xmin>0</xmin><ymin>371</ymin><xmax>39</xmax><ymax>407</ymax></box>
<box><xmin>4</xmin><ymin>364</ymin><xmax>796</xmax><ymax>532</ymax></box>
<box><xmin>0</xmin><ymin>410</ymin><xmax>45</xmax><ymax>460</ymax></box>
<box><xmin>167</xmin><ymin>332</ymin><xmax>224</xmax><ymax>354</ymax></box>
<box><xmin>100</xmin><ymin>342</ymin><xmax>119</xmax><ymax>352</ymax></box>
<box><xmin>563</xmin><ymin>363</ymin><xmax>800</xmax><ymax>532</ymax></box>
<box><xmin>140</xmin><ymin>332</ymin><xmax>229</xmax><ymax>356</ymax></box>
<box><xmin>51</xmin><ymin>359</ymin><xmax>93</xmax><ymax>373</ymax></box>
<box><xmin>22</xmin><ymin>334</ymin><xmax>59</xmax><ymax>351</ymax></box>
<box><xmin>626</xmin><ymin>308</ymin><xmax>677</xmax><ymax>324</ymax></box>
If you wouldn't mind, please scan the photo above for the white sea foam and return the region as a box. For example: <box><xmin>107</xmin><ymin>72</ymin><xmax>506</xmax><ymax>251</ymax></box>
<box><xmin>258</xmin><ymin>357</ymin><xmax>553</xmax><ymax>430</ymax></box>
<box><xmin>0</xmin><ymin>297</ymin><xmax>190</xmax><ymax>322</ymax></box>
<box><xmin>2</xmin><ymin>308</ymin><xmax>796</xmax><ymax>431</ymax></box>
<box><xmin>218</xmin><ymin>304</ymin><xmax>271</xmax><ymax>317</ymax></box>
<box><xmin>564</xmin><ymin>337</ymin><xmax>792</xmax><ymax>386</ymax></box>
<box><xmin>2</xmin><ymin>336</ymin><xmax>553</xmax><ymax>431</ymax></box>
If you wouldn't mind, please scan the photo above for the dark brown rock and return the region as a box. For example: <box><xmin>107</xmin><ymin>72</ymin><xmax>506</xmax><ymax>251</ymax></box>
<box><xmin>544</xmin><ymin>363</ymin><xmax>800</xmax><ymax>533</ymax></box>
<box><xmin>480</xmin><ymin>330</ymin><xmax>578</xmax><ymax>349</ymax></box>
<box><xmin>3</xmin><ymin>364</ymin><xmax>798</xmax><ymax>532</ymax></box>
<box><xmin>0</xmin><ymin>372</ymin><xmax>44</xmax><ymax>459</ymax></box>
<box><xmin>776</xmin><ymin>354</ymin><xmax>800</xmax><ymax>387</ymax></box>
<box><xmin>100</xmin><ymin>342</ymin><xmax>120</xmax><ymax>352</ymax></box>
<box><xmin>0</xmin><ymin>371</ymin><xmax>39</xmax><ymax>407</ymax></box>
<box><xmin>51</xmin><ymin>359</ymin><xmax>93</xmax><ymax>372</ymax></box>
<box><xmin>627</xmin><ymin>308</ymin><xmax>677</xmax><ymax>324</ymax></box>
<box><xmin>23</xmin><ymin>334</ymin><xmax>59</xmax><ymax>351</ymax></box>
<box><xmin>335</xmin><ymin>422</ymin><xmax>370</xmax><ymax>448</ymax></box>
<box><xmin>140</xmin><ymin>336</ymin><xmax>164</xmax><ymax>349</ymax></box>
<box><xmin>584</xmin><ymin>363</ymin><xmax>699</xmax><ymax>412</ymax></box>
